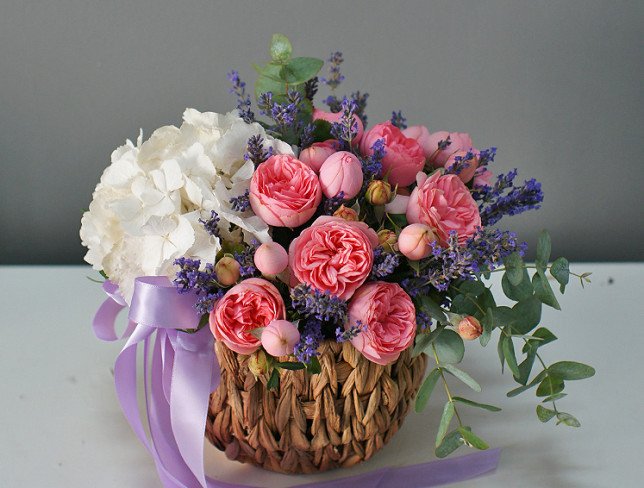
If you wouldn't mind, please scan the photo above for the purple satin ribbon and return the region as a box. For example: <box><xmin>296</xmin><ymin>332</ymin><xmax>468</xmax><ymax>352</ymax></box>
<box><xmin>94</xmin><ymin>276</ymin><xmax>501</xmax><ymax>488</ymax></box>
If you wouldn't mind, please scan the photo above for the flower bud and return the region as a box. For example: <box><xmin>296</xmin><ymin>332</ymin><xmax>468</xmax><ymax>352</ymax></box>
<box><xmin>298</xmin><ymin>140</ymin><xmax>337</xmax><ymax>173</ymax></box>
<box><xmin>333</xmin><ymin>205</ymin><xmax>359</xmax><ymax>221</ymax></box>
<box><xmin>254</xmin><ymin>242</ymin><xmax>289</xmax><ymax>276</ymax></box>
<box><xmin>318</xmin><ymin>151</ymin><xmax>363</xmax><ymax>200</ymax></box>
<box><xmin>215</xmin><ymin>256</ymin><xmax>241</xmax><ymax>286</ymax></box>
<box><xmin>248</xmin><ymin>349</ymin><xmax>270</xmax><ymax>379</ymax></box>
<box><xmin>378</xmin><ymin>229</ymin><xmax>398</xmax><ymax>252</ymax></box>
<box><xmin>261</xmin><ymin>319</ymin><xmax>301</xmax><ymax>357</ymax></box>
<box><xmin>365</xmin><ymin>180</ymin><xmax>392</xmax><ymax>206</ymax></box>
<box><xmin>457</xmin><ymin>316</ymin><xmax>483</xmax><ymax>340</ymax></box>
<box><xmin>398</xmin><ymin>223</ymin><xmax>437</xmax><ymax>261</ymax></box>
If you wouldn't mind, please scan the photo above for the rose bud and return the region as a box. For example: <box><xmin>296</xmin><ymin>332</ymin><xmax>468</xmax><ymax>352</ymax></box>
<box><xmin>365</xmin><ymin>180</ymin><xmax>392</xmax><ymax>206</ymax></box>
<box><xmin>318</xmin><ymin>151</ymin><xmax>364</xmax><ymax>200</ymax></box>
<box><xmin>398</xmin><ymin>223</ymin><xmax>437</xmax><ymax>261</ymax></box>
<box><xmin>299</xmin><ymin>140</ymin><xmax>337</xmax><ymax>173</ymax></box>
<box><xmin>378</xmin><ymin>229</ymin><xmax>398</xmax><ymax>252</ymax></box>
<box><xmin>313</xmin><ymin>108</ymin><xmax>364</xmax><ymax>144</ymax></box>
<box><xmin>457</xmin><ymin>316</ymin><xmax>483</xmax><ymax>340</ymax></box>
<box><xmin>254</xmin><ymin>242</ymin><xmax>289</xmax><ymax>276</ymax></box>
<box><xmin>384</xmin><ymin>194</ymin><xmax>410</xmax><ymax>215</ymax></box>
<box><xmin>261</xmin><ymin>319</ymin><xmax>301</xmax><ymax>357</ymax></box>
<box><xmin>425</xmin><ymin>131</ymin><xmax>473</xmax><ymax>168</ymax></box>
<box><xmin>333</xmin><ymin>205</ymin><xmax>359</xmax><ymax>221</ymax></box>
<box><xmin>444</xmin><ymin>149</ymin><xmax>480</xmax><ymax>184</ymax></box>
<box><xmin>215</xmin><ymin>256</ymin><xmax>241</xmax><ymax>286</ymax></box>
<box><xmin>248</xmin><ymin>349</ymin><xmax>269</xmax><ymax>378</ymax></box>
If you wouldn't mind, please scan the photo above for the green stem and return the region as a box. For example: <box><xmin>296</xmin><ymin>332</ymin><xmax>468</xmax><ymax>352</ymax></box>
<box><xmin>487</xmin><ymin>265</ymin><xmax>585</xmax><ymax>280</ymax></box>
<box><xmin>431</xmin><ymin>344</ymin><xmax>464</xmax><ymax>427</ymax></box>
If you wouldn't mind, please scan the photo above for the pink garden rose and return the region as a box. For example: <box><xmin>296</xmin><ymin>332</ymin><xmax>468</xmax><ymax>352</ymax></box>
<box><xmin>360</xmin><ymin>121</ymin><xmax>425</xmax><ymax>187</ymax></box>
<box><xmin>473</xmin><ymin>167</ymin><xmax>493</xmax><ymax>188</ymax></box>
<box><xmin>261</xmin><ymin>319</ymin><xmax>301</xmax><ymax>357</ymax></box>
<box><xmin>210</xmin><ymin>278</ymin><xmax>286</xmax><ymax>355</ymax></box>
<box><xmin>318</xmin><ymin>151</ymin><xmax>363</xmax><ymax>199</ymax></box>
<box><xmin>254</xmin><ymin>242</ymin><xmax>289</xmax><ymax>275</ymax></box>
<box><xmin>249</xmin><ymin>154</ymin><xmax>322</xmax><ymax>228</ymax></box>
<box><xmin>402</xmin><ymin>125</ymin><xmax>431</xmax><ymax>158</ymax></box>
<box><xmin>299</xmin><ymin>140</ymin><xmax>337</xmax><ymax>173</ymax></box>
<box><xmin>347</xmin><ymin>281</ymin><xmax>416</xmax><ymax>365</ymax></box>
<box><xmin>313</xmin><ymin>108</ymin><xmax>364</xmax><ymax>143</ymax></box>
<box><xmin>289</xmin><ymin>216</ymin><xmax>379</xmax><ymax>300</ymax></box>
<box><xmin>406</xmin><ymin>172</ymin><xmax>481</xmax><ymax>246</ymax></box>
<box><xmin>425</xmin><ymin>131</ymin><xmax>473</xmax><ymax>168</ymax></box>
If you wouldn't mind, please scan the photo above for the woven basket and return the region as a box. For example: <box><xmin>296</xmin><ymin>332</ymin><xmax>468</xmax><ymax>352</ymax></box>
<box><xmin>205</xmin><ymin>340</ymin><xmax>427</xmax><ymax>474</ymax></box>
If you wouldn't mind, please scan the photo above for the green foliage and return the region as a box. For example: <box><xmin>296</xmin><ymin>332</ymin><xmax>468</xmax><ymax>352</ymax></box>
<box><xmin>535</xmin><ymin>230</ymin><xmax>551</xmax><ymax>271</ymax></box>
<box><xmin>533</xmin><ymin>271</ymin><xmax>561</xmax><ymax>310</ymax></box>
<box><xmin>434</xmin><ymin>329</ymin><xmax>465</xmax><ymax>364</ymax></box>
<box><xmin>275</xmin><ymin>361</ymin><xmax>306</xmax><ymax>370</ymax></box>
<box><xmin>280</xmin><ymin>57</ymin><xmax>324</xmax><ymax>84</ymax></box>
<box><xmin>536</xmin><ymin>405</ymin><xmax>556</xmax><ymax>423</ymax></box>
<box><xmin>458</xmin><ymin>427</ymin><xmax>489</xmax><ymax>450</ymax></box>
<box><xmin>549</xmin><ymin>361</ymin><xmax>595</xmax><ymax>380</ymax></box>
<box><xmin>502</xmin><ymin>269</ymin><xmax>533</xmax><ymax>301</ymax></box>
<box><xmin>306</xmin><ymin>356</ymin><xmax>321</xmax><ymax>375</ymax></box>
<box><xmin>310</xmin><ymin>119</ymin><xmax>333</xmax><ymax>142</ymax></box>
<box><xmin>503</xmin><ymin>252</ymin><xmax>525</xmax><ymax>285</ymax></box>
<box><xmin>442</xmin><ymin>364</ymin><xmax>481</xmax><ymax>392</ymax></box>
<box><xmin>415</xmin><ymin>368</ymin><xmax>441</xmax><ymax>413</ymax></box>
<box><xmin>501</xmin><ymin>335</ymin><xmax>520</xmax><ymax>378</ymax></box>
<box><xmin>269</xmin><ymin>33</ymin><xmax>293</xmax><ymax>64</ymax></box>
<box><xmin>550</xmin><ymin>257</ymin><xmax>570</xmax><ymax>293</ymax></box>
<box><xmin>412</xmin><ymin>326</ymin><xmax>444</xmax><ymax>357</ymax></box>
<box><xmin>267</xmin><ymin>368</ymin><xmax>280</xmax><ymax>391</ymax></box>
<box><xmin>436</xmin><ymin>401</ymin><xmax>455</xmax><ymax>447</ymax></box>
<box><xmin>435</xmin><ymin>430</ymin><xmax>464</xmax><ymax>458</ymax></box>
<box><xmin>511</xmin><ymin>296</ymin><xmax>542</xmax><ymax>334</ymax></box>
<box><xmin>452</xmin><ymin>397</ymin><xmax>501</xmax><ymax>412</ymax></box>
<box><xmin>536</xmin><ymin>374</ymin><xmax>565</xmax><ymax>397</ymax></box>
<box><xmin>556</xmin><ymin>412</ymin><xmax>581</xmax><ymax>427</ymax></box>
<box><xmin>416</xmin><ymin>295</ymin><xmax>449</xmax><ymax>325</ymax></box>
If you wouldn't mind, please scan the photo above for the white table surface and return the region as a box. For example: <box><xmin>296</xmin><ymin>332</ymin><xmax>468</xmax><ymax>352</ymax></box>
<box><xmin>1</xmin><ymin>264</ymin><xmax>642</xmax><ymax>487</ymax></box>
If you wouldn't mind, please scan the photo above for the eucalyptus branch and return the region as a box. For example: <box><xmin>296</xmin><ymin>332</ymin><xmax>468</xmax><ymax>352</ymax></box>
<box><xmin>431</xmin><ymin>344</ymin><xmax>464</xmax><ymax>427</ymax></box>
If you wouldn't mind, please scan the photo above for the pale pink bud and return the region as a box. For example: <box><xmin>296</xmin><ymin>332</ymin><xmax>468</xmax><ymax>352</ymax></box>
<box><xmin>457</xmin><ymin>316</ymin><xmax>483</xmax><ymax>340</ymax></box>
<box><xmin>333</xmin><ymin>205</ymin><xmax>359</xmax><ymax>221</ymax></box>
<box><xmin>254</xmin><ymin>242</ymin><xmax>288</xmax><ymax>276</ymax></box>
<box><xmin>318</xmin><ymin>151</ymin><xmax>363</xmax><ymax>200</ymax></box>
<box><xmin>261</xmin><ymin>319</ymin><xmax>301</xmax><ymax>357</ymax></box>
<box><xmin>215</xmin><ymin>256</ymin><xmax>240</xmax><ymax>286</ymax></box>
<box><xmin>298</xmin><ymin>140</ymin><xmax>337</xmax><ymax>173</ymax></box>
<box><xmin>398</xmin><ymin>223</ymin><xmax>437</xmax><ymax>260</ymax></box>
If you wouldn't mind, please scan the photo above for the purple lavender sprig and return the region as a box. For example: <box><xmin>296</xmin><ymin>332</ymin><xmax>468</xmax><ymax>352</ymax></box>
<box><xmin>336</xmin><ymin>321</ymin><xmax>366</xmax><ymax>343</ymax></box>
<box><xmin>233</xmin><ymin>242</ymin><xmax>258</xmax><ymax>278</ymax></box>
<box><xmin>199</xmin><ymin>210</ymin><xmax>220</xmax><ymax>238</ymax></box>
<box><xmin>229</xmin><ymin>190</ymin><xmax>251</xmax><ymax>212</ymax></box>
<box><xmin>370</xmin><ymin>247</ymin><xmax>400</xmax><ymax>279</ymax></box>
<box><xmin>323</xmin><ymin>191</ymin><xmax>346</xmax><ymax>215</ymax></box>
<box><xmin>330</xmin><ymin>97</ymin><xmax>358</xmax><ymax>149</ymax></box>
<box><xmin>444</xmin><ymin>150</ymin><xmax>477</xmax><ymax>177</ymax></box>
<box><xmin>294</xmin><ymin>318</ymin><xmax>323</xmax><ymax>363</ymax></box>
<box><xmin>362</xmin><ymin>139</ymin><xmax>385</xmax><ymax>179</ymax></box>
<box><xmin>195</xmin><ymin>290</ymin><xmax>225</xmax><ymax>315</ymax></box>
<box><xmin>390</xmin><ymin>110</ymin><xmax>407</xmax><ymax>130</ymax></box>
<box><xmin>291</xmin><ymin>283</ymin><xmax>348</xmax><ymax>324</ymax></box>
<box><xmin>173</xmin><ymin>259</ymin><xmax>224</xmax><ymax>314</ymax></box>
<box><xmin>320</xmin><ymin>51</ymin><xmax>345</xmax><ymax>90</ymax></box>
<box><xmin>304</xmin><ymin>77</ymin><xmax>319</xmax><ymax>101</ymax></box>
<box><xmin>466</xmin><ymin>228</ymin><xmax>527</xmax><ymax>273</ymax></box>
<box><xmin>244</xmin><ymin>135</ymin><xmax>273</xmax><ymax>167</ymax></box>
<box><xmin>227</xmin><ymin>70</ymin><xmax>254</xmax><ymax>123</ymax></box>
<box><xmin>416</xmin><ymin>311</ymin><xmax>433</xmax><ymax>332</ymax></box>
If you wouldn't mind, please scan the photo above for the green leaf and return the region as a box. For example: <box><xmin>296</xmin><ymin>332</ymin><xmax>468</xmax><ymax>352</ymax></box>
<box><xmin>506</xmin><ymin>370</ymin><xmax>547</xmax><ymax>397</ymax></box>
<box><xmin>269</xmin><ymin>33</ymin><xmax>292</xmax><ymax>64</ymax></box>
<box><xmin>548</xmin><ymin>361</ymin><xmax>595</xmax><ymax>380</ymax></box>
<box><xmin>550</xmin><ymin>257</ymin><xmax>570</xmax><ymax>293</ymax></box>
<box><xmin>491</xmin><ymin>306</ymin><xmax>516</xmax><ymax>329</ymax></box>
<box><xmin>435</xmin><ymin>401</ymin><xmax>455</xmax><ymax>447</ymax></box>
<box><xmin>450</xmin><ymin>294</ymin><xmax>478</xmax><ymax>316</ymax></box>
<box><xmin>556</xmin><ymin>412</ymin><xmax>581</xmax><ymax>427</ymax></box>
<box><xmin>458</xmin><ymin>280</ymin><xmax>486</xmax><ymax>297</ymax></box>
<box><xmin>280</xmin><ymin>57</ymin><xmax>324</xmax><ymax>84</ymax></box>
<box><xmin>536</xmin><ymin>230</ymin><xmax>551</xmax><ymax>271</ymax></box>
<box><xmin>502</xmin><ymin>269</ymin><xmax>533</xmax><ymax>301</ymax></box>
<box><xmin>306</xmin><ymin>356</ymin><xmax>321</xmax><ymax>375</ymax></box>
<box><xmin>504</xmin><ymin>252</ymin><xmax>525</xmax><ymax>286</ymax></box>
<box><xmin>536</xmin><ymin>374</ymin><xmax>565</xmax><ymax>397</ymax></box>
<box><xmin>477</xmin><ymin>289</ymin><xmax>497</xmax><ymax>316</ymax></box>
<box><xmin>511</xmin><ymin>296</ymin><xmax>542</xmax><ymax>334</ymax></box>
<box><xmin>197</xmin><ymin>313</ymin><xmax>210</xmax><ymax>330</ymax></box>
<box><xmin>522</xmin><ymin>327</ymin><xmax>557</xmax><ymax>353</ymax></box>
<box><xmin>442</xmin><ymin>364</ymin><xmax>481</xmax><ymax>392</ymax></box>
<box><xmin>536</xmin><ymin>405</ymin><xmax>557</xmax><ymax>422</ymax></box>
<box><xmin>99</xmin><ymin>270</ymin><xmax>109</xmax><ymax>280</ymax></box>
<box><xmin>275</xmin><ymin>361</ymin><xmax>306</xmax><ymax>370</ymax></box>
<box><xmin>517</xmin><ymin>350</ymin><xmax>536</xmax><ymax>385</ymax></box>
<box><xmin>415</xmin><ymin>368</ymin><xmax>442</xmax><ymax>413</ymax></box>
<box><xmin>533</xmin><ymin>271</ymin><xmax>561</xmax><ymax>310</ymax></box>
<box><xmin>541</xmin><ymin>392</ymin><xmax>567</xmax><ymax>403</ymax></box>
<box><xmin>255</xmin><ymin>63</ymin><xmax>288</xmax><ymax>101</ymax></box>
<box><xmin>416</xmin><ymin>295</ymin><xmax>448</xmax><ymax>325</ymax></box>
<box><xmin>479</xmin><ymin>310</ymin><xmax>493</xmax><ymax>347</ymax></box>
<box><xmin>267</xmin><ymin>368</ymin><xmax>280</xmax><ymax>391</ymax></box>
<box><xmin>435</xmin><ymin>430</ymin><xmax>464</xmax><ymax>458</ymax></box>
<box><xmin>458</xmin><ymin>427</ymin><xmax>489</xmax><ymax>450</ymax></box>
<box><xmin>310</xmin><ymin>119</ymin><xmax>333</xmax><ymax>142</ymax></box>
<box><xmin>412</xmin><ymin>326</ymin><xmax>444</xmax><ymax>357</ymax></box>
<box><xmin>434</xmin><ymin>329</ymin><xmax>465</xmax><ymax>364</ymax></box>
<box><xmin>497</xmin><ymin>334</ymin><xmax>505</xmax><ymax>372</ymax></box>
<box><xmin>452</xmin><ymin>397</ymin><xmax>502</xmax><ymax>412</ymax></box>
<box><xmin>501</xmin><ymin>335</ymin><xmax>520</xmax><ymax>378</ymax></box>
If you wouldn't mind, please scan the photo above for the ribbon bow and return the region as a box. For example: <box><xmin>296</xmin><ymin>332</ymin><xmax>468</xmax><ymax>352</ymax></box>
<box><xmin>94</xmin><ymin>276</ymin><xmax>500</xmax><ymax>488</ymax></box>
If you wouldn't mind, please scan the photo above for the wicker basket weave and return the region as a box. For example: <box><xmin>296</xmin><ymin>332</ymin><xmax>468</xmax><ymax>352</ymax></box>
<box><xmin>205</xmin><ymin>340</ymin><xmax>427</xmax><ymax>474</ymax></box>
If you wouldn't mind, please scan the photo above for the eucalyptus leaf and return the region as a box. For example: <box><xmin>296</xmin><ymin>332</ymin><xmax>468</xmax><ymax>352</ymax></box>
<box><xmin>502</xmin><ymin>335</ymin><xmax>520</xmax><ymax>378</ymax></box>
<box><xmin>435</xmin><ymin>430</ymin><xmax>464</xmax><ymax>458</ymax></box>
<box><xmin>549</xmin><ymin>361</ymin><xmax>595</xmax><ymax>380</ymax></box>
<box><xmin>504</xmin><ymin>252</ymin><xmax>525</xmax><ymax>286</ymax></box>
<box><xmin>536</xmin><ymin>230</ymin><xmax>551</xmax><ymax>271</ymax></box>
<box><xmin>442</xmin><ymin>364</ymin><xmax>482</xmax><ymax>392</ymax></box>
<box><xmin>511</xmin><ymin>296</ymin><xmax>542</xmax><ymax>334</ymax></box>
<box><xmin>479</xmin><ymin>310</ymin><xmax>493</xmax><ymax>347</ymax></box>
<box><xmin>310</xmin><ymin>119</ymin><xmax>333</xmax><ymax>142</ymax></box>
<box><xmin>452</xmin><ymin>397</ymin><xmax>501</xmax><ymax>412</ymax></box>
<box><xmin>269</xmin><ymin>33</ymin><xmax>292</xmax><ymax>64</ymax></box>
<box><xmin>502</xmin><ymin>270</ymin><xmax>533</xmax><ymax>301</ymax></box>
<box><xmin>450</xmin><ymin>294</ymin><xmax>478</xmax><ymax>316</ymax></box>
<box><xmin>416</xmin><ymin>295</ymin><xmax>448</xmax><ymax>325</ymax></box>
<box><xmin>280</xmin><ymin>57</ymin><xmax>324</xmax><ymax>84</ymax></box>
<box><xmin>556</xmin><ymin>412</ymin><xmax>581</xmax><ymax>427</ymax></box>
<box><xmin>507</xmin><ymin>370</ymin><xmax>547</xmax><ymax>397</ymax></box>
<box><xmin>491</xmin><ymin>306</ymin><xmax>516</xmax><ymax>329</ymax></box>
<box><xmin>415</xmin><ymin>368</ymin><xmax>442</xmax><ymax>413</ymax></box>
<box><xmin>517</xmin><ymin>351</ymin><xmax>536</xmax><ymax>385</ymax></box>
<box><xmin>458</xmin><ymin>427</ymin><xmax>489</xmax><ymax>450</ymax></box>
<box><xmin>550</xmin><ymin>257</ymin><xmax>570</xmax><ymax>293</ymax></box>
<box><xmin>536</xmin><ymin>374</ymin><xmax>565</xmax><ymax>397</ymax></box>
<box><xmin>458</xmin><ymin>280</ymin><xmax>486</xmax><ymax>297</ymax></box>
<box><xmin>497</xmin><ymin>334</ymin><xmax>505</xmax><ymax>373</ymax></box>
<box><xmin>435</xmin><ymin>401</ymin><xmax>455</xmax><ymax>447</ymax></box>
<box><xmin>533</xmin><ymin>271</ymin><xmax>561</xmax><ymax>310</ymax></box>
<box><xmin>522</xmin><ymin>327</ymin><xmax>557</xmax><ymax>353</ymax></box>
<box><xmin>306</xmin><ymin>356</ymin><xmax>321</xmax><ymax>375</ymax></box>
<box><xmin>434</xmin><ymin>329</ymin><xmax>465</xmax><ymax>364</ymax></box>
<box><xmin>541</xmin><ymin>392</ymin><xmax>567</xmax><ymax>403</ymax></box>
<box><xmin>413</xmin><ymin>327</ymin><xmax>444</xmax><ymax>357</ymax></box>
<box><xmin>536</xmin><ymin>404</ymin><xmax>556</xmax><ymax>423</ymax></box>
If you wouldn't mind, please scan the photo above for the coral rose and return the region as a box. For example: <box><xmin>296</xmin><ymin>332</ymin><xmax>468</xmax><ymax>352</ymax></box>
<box><xmin>249</xmin><ymin>154</ymin><xmax>322</xmax><ymax>228</ymax></box>
<box><xmin>407</xmin><ymin>172</ymin><xmax>481</xmax><ymax>246</ymax></box>
<box><xmin>210</xmin><ymin>278</ymin><xmax>286</xmax><ymax>354</ymax></box>
<box><xmin>360</xmin><ymin>121</ymin><xmax>425</xmax><ymax>187</ymax></box>
<box><xmin>289</xmin><ymin>216</ymin><xmax>379</xmax><ymax>300</ymax></box>
<box><xmin>457</xmin><ymin>316</ymin><xmax>483</xmax><ymax>340</ymax></box>
<box><xmin>347</xmin><ymin>282</ymin><xmax>416</xmax><ymax>365</ymax></box>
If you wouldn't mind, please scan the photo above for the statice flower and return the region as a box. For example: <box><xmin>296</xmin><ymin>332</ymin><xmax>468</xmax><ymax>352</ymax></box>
<box><xmin>466</xmin><ymin>228</ymin><xmax>527</xmax><ymax>273</ymax></box>
<box><xmin>229</xmin><ymin>189</ymin><xmax>251</xmax><ymax>212</ymax></box>
<box><xmin>370</xmin><ymin>247</ymin><xmax>400</xmax><ymax>279</ymax></box>
<box><xmin>227</xmin><ymin>70</ymin><xmax>254</xmax><ymax>123</ymax></box>
<box><xmin>390</xmin><ymin>110</ymin><xmax>407</xmax><ymax>130</ymax></box>
<box><xmin>362</xmin><ymin>138</ymin><xmax>385</xmax><ymax>179</ymax></box>
<box><xmin>198</xmin><ymin>210</ymin><xmax>220</xmax><ymax>238</ymax></box>
<box><xmin>330</xmin><ymin>97</ymin><xmax>359</xmax><ymax>149</ymax></box>
<box><xmin>291</xmin><ymin>283</ymin><xmax>348</xmax><ymax>324</ymax></box>
<box><xmin>244</xmin><ymin>134</ymin><xmax>273</xmax><ymax>166</ymax></box>
<box><xmin>293</xmin><ymin>318</ymin><xmax>323</xmax><ymax>363</ymax></box>
<box><xmin>336</xmin><ymin>321</ymin><xmax>366</xmax><ymax>342</ymax></box>
<box><xmin>233</xmin><ymin>242</ymin><xmax>258</xmax><ymax>278</ymax></box>
<box><xmin>321</xmin><ymin>51</ymin><xmax>345</xmax><ymax>90</ymax></box>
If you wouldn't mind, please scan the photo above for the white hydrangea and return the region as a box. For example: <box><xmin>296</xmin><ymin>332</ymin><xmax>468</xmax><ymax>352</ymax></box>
<box><xmin>80</xmin><ymin>109</ymin><xmax>292</xmax><ymax>302</ymax></box>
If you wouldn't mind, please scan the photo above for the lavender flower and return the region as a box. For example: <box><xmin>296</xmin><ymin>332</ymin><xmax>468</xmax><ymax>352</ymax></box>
<box><xmin>291</xmin><ymin>283</ymin><xmax>348</xmax><ymax>324</ymax></box>
<box><xmin>416</xmin><ymin>311</ymin><xmax>433</xmax><ymax>331</ymax></box>
<box><xmin>195</xmin><ymin>290</ymin><xmax>225</xmax><ymax>315</ymax></box>
<box><xmin>390</xmin><ymin>110</ymin><xmax>407</xmax><ymax>130</ymax></box>
<box><xmin>477</xmin><ymin>147</ymin><xmax>497</xmax><ymax>168</ymax></box>
<box><xmin>293</xmin><ymin>318</ymin><xmax>323</xmax><ymax>363</ymax></box>
<box><xmin>227</xmin><ymin>70</ymin><xmax>254</xmax><ymax>123</ymax></box>
<box><xmin>330</xmin><ymin>97</ymin><xmax>358</xmax><ymax>149</ymax></box>
<box><xmin>198</xmin><ymin>210</ymin><xmax>220</xmax><ymax>238</ymax></box>
<box><xmin>324</xmin><ymin>95</ymin><xmax>342</xmax><ymax>113</ymax></box>
<box><xmin>304</xmin><ymin>77</ymin><xmax>319</xmax><ymax>101</ymax></box>
<box><xmin>336</xmin><ymin>321</ymin><xmax>366</xmax><ymax>343</ymax></box>
<box><xmin>173</xmin><ymin>258</ymin><xmax>218</xmax><ymax>296</ymax></box>
<box><xmin>437</xmin><ymin>136</ymin><xmax>452</xmax><ymax>151</ymax></box>
<box><xmin>244</xmin><ymin>135</ymin><xmax>273</xmax><ymax>166</ymax></box>
<box><xmin>466</xmin><ymin>228</ymin><xmax>527</xmax><ymax>273</ymax></box>
<box><xmin>323</xmin><ymin>191</ymin><xmax>346</xmax><ymax>215</ymax></box>
<box><xmin>229</xmin><ymin>189</ymin><xmax>251</xmax><ymax>212</ymax></box>
<box><xmin>299</xmin><ymin>123</ymin><xmax>314</xmax><ymax>149</ymax></box>
<box><xmin>321</xmin><ymin>51</ymin><xmax>345</xmax><ymax>90</ymax></box>
<box><xmin>370</xmin><ymin>247</ymin><xmax>400</xmax><ymax>279</ymax></box>
<box><xmin>351</xmin><ymin>91</ymin><xmax>369</xmax><ymax>125</ymax></box>
<box><xmin>233</xmin><ymin>242</ymin><xmax>258</xmax><ymax>278</ymax></box>
<box><xmin>362</xmin><ymin>139</ymin><xmax>385</xmax><ymax>179</ymax></box>
<box><xmin>444</xmin><ymin>150</ymin><xmax>476</xmax><ymax>177</ymax></box>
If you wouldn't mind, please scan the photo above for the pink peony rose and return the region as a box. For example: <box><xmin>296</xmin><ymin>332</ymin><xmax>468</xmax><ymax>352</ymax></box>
<box><xmin>402</xmin><ymin>125</ymin><xmax>432</xmax><ymax>158</ymax></box>
<box><xmin>210</xmin><ymin>278</ymin><xmax>286</xmax><ymax>355</ymax></box>
<box><xmin>299</xmin><ymin>140</ymin><xmax>338</xmax><ymax>173</ymax></box>
<box><xmin>318</xmin><ymin>151</ymin><xmax>363</xmax><ymax>199</ymax></box>
<box><xmin>261</xmin><ymin>319</ymin><xmax>301</xmax><ymax>357</ymax></box>
<box><xmin>360</xmin><ymin>121</ymin><xmax>425</xmax><ymax>187</ymax></box>
<box><xmin>289</xmin><ymin>216</ymin><xmax>379</xmax><ymax>300</ymax></box>
<box><xmin>425</xmin><ymin>131</ymin><xmax>473</xmax><ymax>168</ymax></box>
<box><xmin>444</xmin><ymin>149</ymin><xmax>480</xmax><ymax>184</ymax></box>
<box><xmin>398</xmin><ymin>223</ymin><xmax>437</xmax><ymax>260</ymax></box>
<box><xmin>347</xmin><ymin>281</ymin><xmax>416</xmax><ymax>365</ymax></box>
<box><xmin>249</xmin><ymin>154</ymin><xmax>322</xmax><ymax>228</ymax></box>
<box><xmin>254</xmin><ymin>242</ymin><xmax>289</xmax><ymax>275</ymax></box>
<box><xmin>313</xmin><ymin>108</ymin><xmax>364</xmax><ymax>143</ymax></box>
<box><xmin>407</xmin><ymin>172</ymin><xmax>481</xmax><ymax>246</ymax></box>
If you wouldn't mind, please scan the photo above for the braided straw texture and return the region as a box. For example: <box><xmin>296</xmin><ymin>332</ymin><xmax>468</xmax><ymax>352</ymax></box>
<box><xmin>206</xmin><ymin>340</ymin><xmax>427</xmax><ymax>474</ymax></box>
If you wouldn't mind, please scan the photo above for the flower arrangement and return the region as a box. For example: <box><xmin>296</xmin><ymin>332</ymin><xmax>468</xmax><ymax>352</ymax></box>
<box><xmin>82</xmin><ymin>34</ymin><xmax>594</xmax><ymax>480</ymax></box>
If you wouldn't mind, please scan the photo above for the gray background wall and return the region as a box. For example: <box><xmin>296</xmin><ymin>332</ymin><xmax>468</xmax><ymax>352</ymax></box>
<box><xmin>1</xmin><ymin>0</ymin><xmax>642</xmax><ymax>264</ymax></box>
